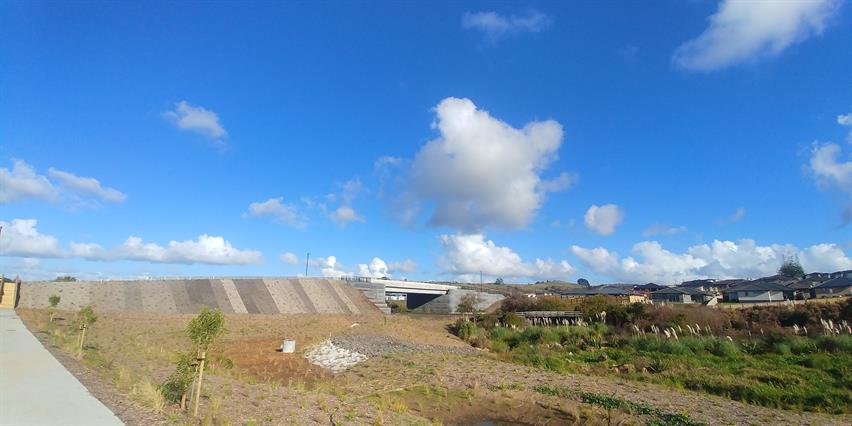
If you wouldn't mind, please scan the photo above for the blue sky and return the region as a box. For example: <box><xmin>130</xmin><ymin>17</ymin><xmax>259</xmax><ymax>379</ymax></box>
<box><xmin>2</xmin><ymin>0</ymin><xmax>851</xmax><ymax>284</ymax></box>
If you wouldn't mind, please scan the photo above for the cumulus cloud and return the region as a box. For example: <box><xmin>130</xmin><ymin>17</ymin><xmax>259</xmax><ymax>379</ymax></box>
<box><xmin>313</xmin><ymin>256</ymin><xmax>351</xmax><ymax>278</ymax></box>
<box><xmin>462</xmin><ymin>10</ymin><xmax>552</xmax><ymax>43</ymax></box>
<box><xmin>673</xmin><ymin>0</ymin><xmax>840</xmax><ymax>71</ymax></box>
<box><xmin>584</xmin><ymin>204</ymin><xmax>625</xmax><ymax>236</ymax></box>
<box><xmin>112</xmin><ymin>235</ymin><xmax>262</xmax><ymax>265</ymax></box>
<box><xmin>0</xmin><ymin>218</ymin><xmax>262</xmax><ymax>265</ymax></box>
<box><xmin>280</xmin><ymin>252</ymin><xmax>299</xmax><ymax>265</ymax></box>
<box><xmin>439</xmin><ymin>234</ymin><xmax>574</xmax><ymax>281</ymax></box>
<box><xmin>48</xmin><ymin>168</ymin><xmax>126</xmax><ymax>203</ymax></box>
<box><xmin>357</xmin><ymin>257</ymin><xmax>389</xmax><ymax>278</ymax></box>
<box><xmin>809</xmin><ymin>143</ymin><xmax>852</xmax><ymax>193</ymax></box>
<box><xmin>643</xmin><ymin>223</ymin><xmax>687</xmax><ymax>237</ymax></box>
<box><xmin>163</xmin><ymin>100</ymin><xmax>228</xmax><ymax>147</ymax></box>
<box><xmin>571</xmin><ymin>239</ymin><xmax>852</xmax><ymax>284</ymax></box>
<box><xmin>408</xmin><ymin>97</ymin><xmax>569</xmax><ymax>231</ymax></box>
<box><xmin>245</xmin><ymin>197</ymin><xmax>306</xmax><ymax>228</ymax></box>
<box><xmin>0</xmin><ymin>219</ymin><xmax>62</xmax><ymax>257</ymax></box>
<box><xmin>808</xmin><ymin>142</ymin><xmax>852</xmax><ymax>225</ymax></box>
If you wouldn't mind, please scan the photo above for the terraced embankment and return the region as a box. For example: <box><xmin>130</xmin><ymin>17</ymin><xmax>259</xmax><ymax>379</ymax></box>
<box><xmin>17</xmin><ymin>278</ymin><xmax>379</xmax><ymax>315</ymax></box>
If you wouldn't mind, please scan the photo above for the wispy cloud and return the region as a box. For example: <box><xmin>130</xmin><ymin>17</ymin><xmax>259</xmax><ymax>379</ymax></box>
<box><xmin>0</xmin><ymin>159</ymin><xmax>125</xmax><ymax>207</ymax></box>
<box><xmin>643</xmin><ymin>223</ymin><xmax>687</xmax><ymax>237</ymax></box>
<box><xmin>462</xmin><ymin>10</ymin><xmax>552</xmax><ymax>43</ymax></box>
<box><xmin>718</xmin><ymin>207</ymin><xmax>747</xmax><ymax>225</ymax></box>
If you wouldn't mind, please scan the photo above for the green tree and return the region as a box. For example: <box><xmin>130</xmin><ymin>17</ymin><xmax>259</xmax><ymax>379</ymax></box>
<box><xmin>778</xmin><ymin>257</ymin><xmax>805</xmax><ymax>278</ymax></box>
<box><xmin>76</xmin><ymin>306</ymin><xmax>97</xmax><ymax>358</ymax></box>
<box><xmin>48</xmin><ymin>294</ymin><xmax>60</xmax><ymax>322</ymax></box>
<box><xmin>186</xmin><ymin>307</ymin><xmax>224</xmax><ymax>417</ymax></box>
<box><xmin>54</xmin><ymin>275</ymin><xmax>77</xmax><ymax>282</ymax></box>
<box><xmin>160</xmin><ymin>351</ymin><xmax>196</xmax><ymax>410</ymax></box>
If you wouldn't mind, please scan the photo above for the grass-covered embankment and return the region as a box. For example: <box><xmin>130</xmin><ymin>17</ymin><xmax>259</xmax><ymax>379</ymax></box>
<box><xmin>457</xmin><ymin>318</ymin><xmax>852</xmax><ymax>413</ymax></box>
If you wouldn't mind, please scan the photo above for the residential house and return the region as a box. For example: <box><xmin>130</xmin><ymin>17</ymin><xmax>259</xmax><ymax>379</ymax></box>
<box><xmin>813</xmin><ymin>277</ymin><xmax>852</xmax><ymax>298</ymax></box>
<box><xmin>632</xmin><ymin>283</ymin><xmax>666</xmax><ymax>295</ymax></box>
<box><xmin>559</xmin><ymin>286</ymin><xmax>647</xmax><ymax>303</ymax></box>
<box><xmin>649</xmin><ymin>287</ymin><xmax>713</xmax><ymax>304</ymax></box>
<box><xmin>679</xmin><ymin>279</ymin><xmax>718</xmax><ymax>293</ymax></box>
<box><xmin>786</xmin><ymin>280</ymin><xmax>819</xmax><ymax>300</ymax></box>
<box><xmin>722</xmin><ymin>281</ymin><xmax>794</xmax><ymax>303</ymax></box>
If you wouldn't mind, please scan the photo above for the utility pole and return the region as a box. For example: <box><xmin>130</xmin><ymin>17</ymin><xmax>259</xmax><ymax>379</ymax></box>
<box><xmin>305</xmin><ymin>252</ymin><xmax>310</xmax><ymax>277</ymax></box>
<box><xmin>480</xmin><ymin>270</ymin><xmax>482</xmax><ymax>293</ymax></box>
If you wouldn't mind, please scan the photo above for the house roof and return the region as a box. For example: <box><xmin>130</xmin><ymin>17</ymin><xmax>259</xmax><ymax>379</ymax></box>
<box><xmin>786</xmin><ymin>280</ymin><xmax>817</xmax><ymax>290</ymax></box>
<box><xmin>680</xmin><ymin>279</ymin><xmax>716</xmax><ymax>288</ymax></box>
<box><xmin>634</xmin><ymin>283</ymin><xmax>666</xmax><ymax>290</ymax></box>
<box><xmin>651</xmin><ymin>287</ymin><xmax>709</xmax><ymax>296</ymax></box>
<box><xmin>559</xmin><ymin>285</ymin><xmax>633</xmax><ymax>296</ymax></box>
<box><xmin>815</xmin><ymin>277</ymin><xmax>852</xmax><ymax>289</ymax></box>
<box><xmin>724</xmin><ymin>281</ymin><xmax>792</xmax><ymax>293</ymax></box>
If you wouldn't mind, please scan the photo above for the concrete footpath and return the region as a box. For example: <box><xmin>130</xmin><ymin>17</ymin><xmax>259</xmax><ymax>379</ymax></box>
<box><xmin>0</xmin><ymin>308</ymin><xmax>123</xmax><ymax>425</ymax></box>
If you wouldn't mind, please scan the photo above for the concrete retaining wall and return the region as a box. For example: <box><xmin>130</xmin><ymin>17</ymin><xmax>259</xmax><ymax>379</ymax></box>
<box><xmin>414</xmin><ymin>289</ymin><xmax>504</xmax><ymax>314</ymax></box>
<box><xmin>17</xmin><ymin>278</ymin><xmax>379</xmax><ymax>315</ymax></box>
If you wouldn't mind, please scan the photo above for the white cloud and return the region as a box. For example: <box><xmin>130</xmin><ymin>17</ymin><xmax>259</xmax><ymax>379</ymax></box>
<box><xmin>0</xmin><ymin>219</ymin><xmax>62</xmax><ymax>257</ymax></box>
<box><xmin>114</xmin><ymin>235</ymin><xmax>262</xmax><ymax>265</ymax></box>
<box><xmin>462</xmin><ymin>10</ymin><xmax>552</xmax><ymax>43</ymax></box>
<box><xmin>0</xmin><ymin>218</ymin><xmax>261</xmax><ymax>265</ymax></box>
<box><xmin>280</xmin><ymin>252</ymin><xmax>299</xmax><ymax>265</ymax></box>
<box><xmin>839</xmin><ymin>113</ymin><xmax>852</xmax><ymax>127</ymax></box>
<box><xmin>245</xmin><ymin>197</ymin><xmax>306</xmax><ymax>228</ymax></box>
<box><xmin>584</xmin><ymin>204</ymin><xmax>625</xmax><ymax>236</ymax></box>
<box><xmin>388</xmin><ymin>259</ymin><xmax>417</xmax><ymax>274</ymax></box>
<box><xmin>0</xmin><ymin>160</ymin><xmax>125</xmax><ymax>207</ymax></box>
<box><xmin>571</xmin><ymin>239</ymin><xmax>852</xmax><ymax>284</ymax></box>
<box><xmin>48</xmin><ymin>168</ymin><xmax>126</xmax><ymax>203</ymax></box>
<box><xmin>330</xmin><ymin>205</ymin><xmax>364</xmax><ymax>227</ymax></box>
<box><xmin>643</xmin><ymin>223</ymin><xmax>687</xmax><ymax>237</ymax></box>
<box><xmin>163</xmin><ymin>100</ymin><xmax>228</xmax><ymax>146</ymax></box>
<box><xmin>408</xmin><ymin>97</ymin><xmax>569</xmax><ymax>231</ymax></box>
<box><xmin>357</xmin><ymin>257</ymin><xmax>389</xmax><ymax>278</ymax></box>
<box><xmin>719</xmin><ymin>207</ymin><xmax>747</xmax><ymax>224</ymax></box>
<box><xmin>314</xmin><ymin>255</ymin><xmax>351</xmax><ymax>278</ymax></box>
<box><xmin>809</xmin><ymin>143</ymin><xmax>852</xmax><ymax>193</ymax></box>
<box><xmin>673</xmin><ymin>0</ymin><xmax>840</xmax><ymax>71</ymax></box>
<box><xmin>439</xmin><ymin>234</ymin><xmax>574</xmax><ymax>281</ymax></box>
<box><xmin>0</xmin><ymin>160</ymin><xmax>59</xmax><ymax>203</ymax></box>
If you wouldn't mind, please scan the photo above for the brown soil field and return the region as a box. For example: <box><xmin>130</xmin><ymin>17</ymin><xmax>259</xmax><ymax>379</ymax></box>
<box><xmin>17</xmin><ymin>308</ymin><xmax>852</xmax><ymax>425</ymax></box>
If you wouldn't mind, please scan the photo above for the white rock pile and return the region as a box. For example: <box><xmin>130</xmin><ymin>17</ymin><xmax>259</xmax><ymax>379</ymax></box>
<box><xmin>304</xmin><ymin>340</ymin><xmax>368</xmax><ymax>373</ymax></box>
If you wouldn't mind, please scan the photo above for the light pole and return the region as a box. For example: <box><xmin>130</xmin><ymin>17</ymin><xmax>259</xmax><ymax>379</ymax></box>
<box><xmin>305</xmin><ymin>252</ymin><xmax>310</xmax><ymax>277</ymax></box>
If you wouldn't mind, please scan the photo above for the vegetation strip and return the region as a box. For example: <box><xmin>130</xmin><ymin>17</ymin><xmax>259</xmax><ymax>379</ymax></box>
<box><xmin>533</xmin><ymin>385</ymin><xmax>702</xmax><ymax>426</ymax></box>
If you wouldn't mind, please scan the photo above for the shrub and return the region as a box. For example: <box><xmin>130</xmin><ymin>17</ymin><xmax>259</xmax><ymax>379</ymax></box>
<box><xmin>815</xmin><ymin>335</ymin><xmax>852</xmax><ymax>353</ymax></box>
<box><xmin>456</xmin><ymin>320</ymin><xmax>478</xmax><ymax>342</ymax></box>
<box><xmin>708</xmin><ymin>340</ymin><xmax>740</xmax><ymax>358</ymax></box>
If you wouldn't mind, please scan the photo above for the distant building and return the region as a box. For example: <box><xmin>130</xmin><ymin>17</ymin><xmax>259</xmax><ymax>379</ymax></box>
<box><xmin>679</xmin><ymin>279</ymin><xmax>718</xmax><ymax>293</ymax></box>
<box><xmin>649</xmin><ymin>287</ymin><xmax>713</xmax><ymax>304</ymax></box>
<box><xmin>828</xmin><ymin>270</ymin><xmax>852</xmax><ymax>279</ymax></box>
<box><xmin>558</xmin><ymin>286</ymin><xmax>647</xmax><ymax>303</ymax></box>
<box><xmin>813</xmin><ymin>277</ymin><xmax>852</xmax><ymax>299</ymax></box>
<box><xmin>632</xmin><ymin>283</ymin><xmax>666</xmax><ymax>294</ymax></box>
<box><xmin>786</xmin><ymin>280</ymin><xmax>818</xmax><ymax>300</ymax></box>
<box><xmin>722</xmin><ymin>281</ymin><xmax>794</xmax><ymax>303</ymax></box>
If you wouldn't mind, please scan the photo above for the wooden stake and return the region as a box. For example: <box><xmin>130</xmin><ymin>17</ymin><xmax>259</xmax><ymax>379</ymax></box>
<box><xmin>193</xmin><ymin>350</ymin><xmax>206</xmax><ymax>417</ymax></box>
<box><xmin>77</xmin><ymin>325</ymin><xmax>87</xmax><ymax>358</ymax></box>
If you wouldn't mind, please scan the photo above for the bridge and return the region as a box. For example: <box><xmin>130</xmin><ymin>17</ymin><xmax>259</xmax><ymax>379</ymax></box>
<box><xmin>341</xmin><ymin>277</ymin><xmax>502</xmax><ymax>313</ymax></box>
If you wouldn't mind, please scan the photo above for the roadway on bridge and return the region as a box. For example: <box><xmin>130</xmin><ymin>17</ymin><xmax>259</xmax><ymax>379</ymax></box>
<box><xmin>0</xmin><ymin>308</ymin><xmax>123</xmax><ymax>426</ymax></box>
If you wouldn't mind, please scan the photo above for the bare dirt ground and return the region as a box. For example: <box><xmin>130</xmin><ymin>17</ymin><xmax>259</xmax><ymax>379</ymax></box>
<box><xmin>17</xmin><ymin>309</ymin><xmax>852</xmax><ymax>425</ymax></box>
